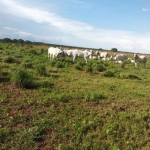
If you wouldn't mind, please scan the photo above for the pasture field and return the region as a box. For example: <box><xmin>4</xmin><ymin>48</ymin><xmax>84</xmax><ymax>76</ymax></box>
<box><xmin>0</xmin><ymin>42</ymin><xmax>150</xmax><ymax>150</ymax></box>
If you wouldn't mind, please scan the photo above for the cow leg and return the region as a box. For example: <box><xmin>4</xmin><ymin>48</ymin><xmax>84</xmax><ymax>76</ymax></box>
<box><xmin>73</xmin><ymin>56</ymin><xmax>76</xmax><ymax>63</ymax></box>
<box><xmin>135</xmin><ymin>62</ymin><xmax>138</xmax><ymax>68</ymax></box>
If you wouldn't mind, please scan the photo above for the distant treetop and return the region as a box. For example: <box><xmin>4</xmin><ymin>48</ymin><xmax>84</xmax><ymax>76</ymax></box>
<box><xmin>111</xmin><ymin>48</ymin><xmax>118</xmax><ymax>52</ymax></box>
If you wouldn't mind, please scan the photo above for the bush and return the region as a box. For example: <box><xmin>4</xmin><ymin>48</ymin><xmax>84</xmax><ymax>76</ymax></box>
<box><xmin>4</xmin><ymin>56</ymin><xmax>16</xmax><ymax>63</ymax></box>
<box><xmin>93</xmin><ymin>63</ymin><xmax>106</xmax><ymax>72</ymax></box>
<box><xmin>102</xmin><ymin>70</ymin><xmax>115</xmax><ymax>77</ymax></box>
<box><xmin>118</xmin><ymin>73</ymin><xmax>141</xmax><ymax>80</ymax></box>
<box><xmin>85</xmin><ymin>63</ymin><xmax>93</xmax><ymax>73</ymax></box>
<box><xmin>11</xmin><ymin>68</ymin><xmax>35</xmax><ymax>88</ymax></box>
<box><xmin>74</xmin><ymin>63</ymin><xmax>83</xmax><ymax>71</ymax></box>
<box><xmin>55</xmin><ymin>61</ymin><xmax>64</xmax><ymax>68</ymax></box>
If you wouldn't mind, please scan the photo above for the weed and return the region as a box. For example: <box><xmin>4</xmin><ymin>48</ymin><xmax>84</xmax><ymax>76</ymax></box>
<box><xmin>0</xmin><ymin>127</ymin><xmax>10</xmax><ymax>143</ymax></box>
<box><xmin>83</xmin><ymin>92</ymin><xmax>106</xmax><ymax>103</ymax></box>
<box><xmin>36</xmin><ymin>65</ymin><xmax>47</xmax><ymax>76</ymax></box>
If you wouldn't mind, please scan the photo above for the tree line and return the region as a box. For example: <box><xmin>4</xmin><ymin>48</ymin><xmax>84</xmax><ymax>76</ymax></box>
<box><xmin>0</xmin><ymin>38</ymin><xmax>118</xmax><ymax>52</ymax></box>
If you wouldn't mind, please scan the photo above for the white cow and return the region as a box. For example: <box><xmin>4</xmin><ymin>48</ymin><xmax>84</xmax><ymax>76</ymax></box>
<box><xmin>64</xmin><ymin>49</ymin><xmax>93</xmax><ymax>63</ymax></box>
<box><xmin>113</xmin><ymin>54</ymin><xmax>128</xmax><ymax>63</ymax></box>
<box><xmin>77</xmin><ymin>49</ymin><xmax>93</xmax><ymax>63</ymax></box>
<box><xmin>63</xmin><ymin>49</ymin><xmax>78</xmax><ymax>62</ymax></box>
<box><xmin>48</xmin><ymin>47</ymin><xmax>64</xmax><ymax>60</ymax></box>
<box><xmin>95</xmin><ymin>51</ymin><xmax>108</xmax><ymax>60</ymax></box>
<box><xmin>128</xmin><ymin>58</ymin><xmax>135</xmax><ymax>63</ymax></box>
<box><xmin>133</xmin><ymin>53</ymin><xmax>147</xmax><ymax>68</ymax></box>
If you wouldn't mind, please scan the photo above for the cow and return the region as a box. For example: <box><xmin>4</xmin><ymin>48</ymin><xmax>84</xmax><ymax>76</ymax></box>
<box><xmin>64</xmin><ymin>49</ymin><xmax>93</xmax><ymax>63</ymax></box>
<box><xmin>113</xmin><ymin>53</ymin><xmax>128</xmax><ymax>63</ymax></box>
<box><xmin>95</xmin><ymin>51</ymin><xmax>108</xmax><ymax>61</ymax></box>
<box><xmin>128</xmin><ymin>58</ymin><xmax>135</xmax><ymax>63</ymax></box>
<box><xmin>77</xmin><ymin>49</ymin><xmax>93</xmax><ymax>63</ymax></box>
<box><xmin>133</xmin><ymin>53</ymin><xmax>147</xmax><ymax>68</ymax></box>
<box><xmin>48</xmin><ymin>47</ymin><xmax>64</xmax><ymax>60</ymax></box>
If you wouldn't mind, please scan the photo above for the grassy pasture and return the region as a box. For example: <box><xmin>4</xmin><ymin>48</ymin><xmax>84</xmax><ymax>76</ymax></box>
<box><xmin>0</xmin><ymin>42</ymin><xmax>150</xmax><ymax>150</ymax></box>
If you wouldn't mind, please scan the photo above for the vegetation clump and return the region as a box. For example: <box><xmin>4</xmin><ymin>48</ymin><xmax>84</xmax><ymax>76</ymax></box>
<box><xmin>11</xmin><ymin>68</ymin><xmax>35</xmax><ymax>88</ymax></box>
<box><xmin>4</xmin><ymin>56</ymin><xmax>16</xmax><ymax>63</ymax></box>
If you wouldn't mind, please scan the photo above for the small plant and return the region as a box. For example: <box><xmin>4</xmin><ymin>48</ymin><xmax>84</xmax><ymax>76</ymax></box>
<box><xmin>50</xmin><ymin>92</ymin><xmax>71</xmax><ymax>102</ymax></box>
<box><xmin>36</xmin><ymin>65</ymin><xmax>47</xmax><ymax>76</ymax></box>
<box><xmin>49</xmin><ymin>60</ymin><xmax>56</xmax><ymax>67</ymax></box>
<box><xmin>83</xmin><ymin>92</ymin><xmax>106</xmax><ymax>103</ymax></box>
<box><xmin>15</xmin><ymin>126</ymin><xmax>44</xmax><ymax>148</ymax></box>
<box><xmin>55</xmin><ymin>61</ymin><xmax>64</xmax><ymax>68</ymax></box>
<box><xmin>11</xmin><ymin>68</ymin><xmax>35</xmax><ymax>88</ymax></box>
<box><xmin>41</xmin><ymin>80</ymin><xmax>53</xmax><ymax>88</ymax></box>
<box><xmin>21</xmin><ymin>62</ymin><xmax>33</xmax><ymax>69</ymax></box>
<box><xmin>120</xmin><ymin>61</ymin><xmax>126</xmax><ymax>68</ymax></box>
<box><xmin>0</xmin><ymin>127</ymin><xmax>10</xmax><ymax>143</ymax></box>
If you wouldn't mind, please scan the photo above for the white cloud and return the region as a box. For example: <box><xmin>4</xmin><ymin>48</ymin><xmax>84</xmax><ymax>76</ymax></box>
<box><xmin>0</xmin><ymin>0</ymin><xmax>150</xmax><ymax>53</ymax></box>
<box><xmin>70</xmin><ymin>0</ymin><xmax>92</xmax><ymax>8</ymax></box>
<box><xmin>3</xmin><ymin>27</ymin><xmax>33</xmax><ymax>37</ymax></box>
<box><xmin>142</xmin><ymin>8</ymin><xmax>149</xmax><ymax>12</ymax></box>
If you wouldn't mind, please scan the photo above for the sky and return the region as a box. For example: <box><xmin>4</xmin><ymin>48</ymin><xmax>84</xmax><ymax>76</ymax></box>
<box><xmin>0</xmin><ymin>0</ymin><xmax>150</xmax><ymax>54</ymax></box>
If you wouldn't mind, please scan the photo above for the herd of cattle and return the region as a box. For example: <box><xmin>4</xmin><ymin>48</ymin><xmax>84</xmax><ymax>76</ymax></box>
<box><xmin>48</xmin><ymin>47</ymin><xmax>148</xmax><ymax>68</ymax></box>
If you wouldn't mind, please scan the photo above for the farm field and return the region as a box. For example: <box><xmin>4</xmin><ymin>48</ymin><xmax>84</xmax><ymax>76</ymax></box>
<box><xmin>0</xmin><ymin>42</ymin><xmax>150</xmax><ymax>150</ymax></box>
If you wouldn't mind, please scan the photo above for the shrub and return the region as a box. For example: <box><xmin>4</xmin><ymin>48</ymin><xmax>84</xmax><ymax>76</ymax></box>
<box><xmin>93</xmin><ymin>63</ymin><xmax>106</xmax><ymax>72</ymax></box>
<box><xmin>49</xmin><ymin>60</ymin><xmax>56</xmax><ymax>67</ymax></box>
<box><xmin>118</xmin><ymin>73</ymin><xmax>141</xmax><ymax>80</ymax></box>
<box><xmin>4</xmin><ymin>56</ymin><xmax>16</xmax><ymax>63</ymax></box>
<box><xmin>127</xmin><ymin>74</ymin><xmax>141</xmax><ymax>80</ymax></box>
<box><xmin>74</xmin><ymin>63</ymin><xmax>83</xmax><ymax>70</ymax></box>
<box><xmin>29</xmin><ymin>49</ymin><xmax>38</xmax><ymax>55</ymax></box>
<box><xmin>85</xmin><ymin>63</ymin><xmax>93</xmax><ymax>73</ymax></box>
<box><xmin>102</xmin><ymin>70</ymin><xmax>115</xmax><ymax>77</ymax></box>
<box><xmin>55</xmin><ymin>61</ymin><xmax>64</xmax><ymax>68</ymax></box>
<box><xmin>0</xmin><ymin>127</ymin><xmax>10</xmax><ymax>143</ymax></box>
<box><xmin>11</xmin><ymin>68</ymin><xmax>35</xmax><ymax>88</ymax></box>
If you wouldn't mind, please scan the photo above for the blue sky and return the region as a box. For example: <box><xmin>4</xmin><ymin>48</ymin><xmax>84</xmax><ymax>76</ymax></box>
<box><xmin>0</xmin><ymin>0</ymin><xmax>150</xmax><ymax>53</ymax></box>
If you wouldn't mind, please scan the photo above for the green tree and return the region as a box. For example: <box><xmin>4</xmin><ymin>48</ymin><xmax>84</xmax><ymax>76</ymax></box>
<box><xmin>111</xmin><ymin>48</ymin><xmax>118</xmax><ymax>52</ymax></box>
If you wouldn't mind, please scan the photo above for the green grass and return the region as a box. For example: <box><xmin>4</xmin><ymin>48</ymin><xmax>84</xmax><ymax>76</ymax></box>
<box><xmin>0</xmin><ymin>42</ymin><xmax>150</xmax><ymax>150</ymax></box>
